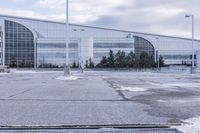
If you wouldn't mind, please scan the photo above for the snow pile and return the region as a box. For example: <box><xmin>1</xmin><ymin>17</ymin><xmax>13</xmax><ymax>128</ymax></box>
<box><xmin>160</xmin><ymin>66</ymin><xmax>191</xmax><ymax>74</ymax></box>
<box><xmin>14</xmin><ymin>71</ymin><xmax>39</xmax><ymax>74</ymax></box>
<box><xmin>147</xmin><ymin>81</ymin><xmax>200</xmax><ymax>88</ymax></box>
<box><xmin>157</xmin><ymin>100</ymin><xmax>166</xmax><ymax>103</ymax></box>
<box><xmin>119</xmin><ymin>87</ymin><xmax>148</xmax><ymax>92</ymax></box>
<box><xmin>0</xmin><ymin>73</ymin><xmax>9</xmax><ymax>75</ymax></box>
<box><xmin>165</xmin><ymin>83</ymin><xmax>200</xmax><ymax>88</ymax></box>
<box><xmin>13</xmin><ymin>70</ymin><xmax>62</xmax><ymax>74</ymax></box>
<box><xmin>174</xmin><ymin>117</ymin><xmax>200</xmax><ymax>133</ymax></box>
<box><xmin>56</xmin><ymin>76</ymin><xmax>80</xmax><ymax>81</ymax></box>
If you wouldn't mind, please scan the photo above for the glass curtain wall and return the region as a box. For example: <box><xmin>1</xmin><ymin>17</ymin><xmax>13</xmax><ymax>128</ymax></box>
<box><xmin>0</xmin><ymin>31</ymin><xmax>2</xmax><ymax>65</ymax></box>
<box><xmin>37</xmin><ymin>43</ymin><xmax>79</xmax><ymax>68</ymax></box>
<box><xmin>93</xmin><ymin>42</ymin><xmax>134</xmax><ymax>62</ymax></box>
<box><xmin>4</xmin><ymin>20</ymin><xmax>34</xmax><ymax>67</ymax></box>
<box><xmin>133</xmin><ymin>36</ymin><xmax>154</xmax><ymax>57</ymax></box>
<box><xmin>93</xmin><ymin>36</ymin><xmax>154</xmax><ymax>63</ymax></box>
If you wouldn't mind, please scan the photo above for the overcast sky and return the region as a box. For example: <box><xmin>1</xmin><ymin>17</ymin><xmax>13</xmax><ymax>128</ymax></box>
<box><xmin>1</xmin><ymin>0</ymin><xmax>200</xmax><ymax>39</ymax></box>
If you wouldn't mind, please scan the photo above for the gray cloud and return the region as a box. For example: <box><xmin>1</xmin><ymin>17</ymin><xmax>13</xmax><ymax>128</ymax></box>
<box><xmin>84</xmin><ymin>0</ymin><xmax>200</xmax><ymax>39</ymax></box>
<box><xmin>1</xmin><ymin>0</ymin><xmax>199</xmax><ymax>39</ymax></box>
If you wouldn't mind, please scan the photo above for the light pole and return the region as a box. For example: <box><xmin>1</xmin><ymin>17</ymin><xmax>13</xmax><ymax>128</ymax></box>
<box><xmin>185</xmin><ymin>14</ymin><xmax>195</xmax><ymax>73</ymax></box>
<box><xmin>156</xmin><ymin>37</ymin><xmax>160</xmax><ymax>71</ymax></box>
<box><xmin>64</xmin><ymin>0</ymin><xmax>71</xmax><ymax>76</ymax></box>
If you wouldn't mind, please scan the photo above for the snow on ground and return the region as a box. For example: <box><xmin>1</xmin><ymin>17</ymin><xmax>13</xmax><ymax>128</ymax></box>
<box><xmin>164</xmin><ymin>83</ymin><xmax>200</xmax><ymax>88</ymax></box>
<box><xmin>14</xmin><ymin>71</ymin><xmax>41</xmax><ymax>74</ymax></box>
<box><xmin>118</xmin><ymin>87</ymin><xmax>148</xmax><ymax>92</ymax></box>
<box><xmin>160</xmin><ymin>66</ymin><xmax>191</xmax><ymax>74</ymax></box>
<box><xmin>147</xmin><ymin>81</ymin><xmax>200</xmax><ymax>88</ymax></box>
<box><xmin>13</xmin><ymin>70</ymin><xmax>62</xmax><ymax>74</ymax></box>
<box><xmin>157</xmin><ymin>100</ymin><xmax>167</xmax><ymax>103</ymax></box>
<box><xmin>173</xmin><ymin>117</ymin><xmax>200</xmax><ymax>133</ymax></box>
<box><xmin>55</xmin><ymin>76</ymin><xmax>80</xmax><ymax>81</ymax></box>
<box><xmin>0</xmin><ymin>73</ymin><xmax>9</xmax><ymax>75</ymax></box>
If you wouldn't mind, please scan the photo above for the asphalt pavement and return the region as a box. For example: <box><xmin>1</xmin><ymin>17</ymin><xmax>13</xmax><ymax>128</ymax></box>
<box><xmin>1</xmin><ymin>70</ymin><xmax>200</xmax><ymax>132</ymax></box>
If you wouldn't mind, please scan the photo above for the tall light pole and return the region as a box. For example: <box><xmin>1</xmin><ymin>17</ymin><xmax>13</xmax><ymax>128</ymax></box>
<box><xmin>64</xmin><ymin>0</ymin><xmax>71</xmax><ymax>76</ymax></box>
<box><xmin>185</xmin><ymin>14</ymin><xmax>195</xmax><ymax>73</ymax></box>
<box><xmin>156</xmin><ymin>37</ymin><xmax>160</xmax><ymax>71</ymax></box>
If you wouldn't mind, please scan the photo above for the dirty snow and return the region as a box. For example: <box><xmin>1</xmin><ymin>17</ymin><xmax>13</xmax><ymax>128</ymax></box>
<box><xmin>119</xmin><ymin>87</ymin><xmax>148</xmax><ymax>92</ymax></box>
<box><xmin>13</xmin><ymin>71</ymin><xmax>62</xmax><ymax>74</ymax></box>
<box><xmin>174</xmin><ymin>117</ymin><xmax>200</xmax><ymax>133</ymax></box>
<box><xmin>157</xmin><ymin>100</ymin><xmax>167</xmax><ymax>103</ymax></box>
<box><xmin>14</xmin><ymin>71</ymin><xmax>40</xmax><ymax>74</ymax></box>
<box><xmin>56</xmin><ymin>76</ymin><xmax>80</xmax><ymax>81</ymax></box>
<box><xmin>164</xmin><ymin>83</ymin><xmax>200</xmax><ymax>88</ymax></box>
<box><xmin>148</xmin><ymin>81</ymin><xmax>200</xmax><ymax>88</ymax></box>
<box><xmin>0</xmin><ymin>73</ymin><xmax>9</xmax><ymax>75</ymax></box>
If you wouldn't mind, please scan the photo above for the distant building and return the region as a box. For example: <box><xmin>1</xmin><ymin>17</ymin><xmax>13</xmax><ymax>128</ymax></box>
<box><xmin>0</xmin><ymin>14</ymin><xmax>200</xmax><ymax>68</ymax></box>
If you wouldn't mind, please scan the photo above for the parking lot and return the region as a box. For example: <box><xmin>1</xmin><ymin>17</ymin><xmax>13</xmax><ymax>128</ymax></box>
<box><xmin>0</xmin><ymin>70</ymin><xmax>200</xmax><ymax>132</ymax></box>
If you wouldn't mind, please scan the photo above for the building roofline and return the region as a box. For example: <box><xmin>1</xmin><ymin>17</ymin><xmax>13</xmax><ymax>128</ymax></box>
<box><xmin>0</xmin><ymin>14</ymin><xmax>199</xmax><ymax>42</ymax></box>
<box><xmin>0</xmin><ymin>14</ymin><xmax>65</xmax><ymax>24</ymax></box>
<box><xmin>72</xmin><ymin>23</ymin><xmax>200</xmax><ymax>42</ymax></box>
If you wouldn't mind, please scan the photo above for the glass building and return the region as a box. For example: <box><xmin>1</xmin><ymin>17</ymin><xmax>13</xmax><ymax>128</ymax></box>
<box><xmin>93</xmin><ymin>41</ymin><xmax>135</xmax><ymax>62</ymax></box>
<box><xmin>4</xmin><ymin>20</ymin><xmax>34</xmax><ymax>67</ymax></box>
<box><xmin>0</xmin><ymin>14</ymin><xmax>199</xmax><ymax>68</ymax></box>
<box><xmin>0</xmin><ymin>29</ymin><xmax>3</xmax><ymax>65</ymax></box>
<box><xmin>37</xmin><ymin>42</ymin><xmax>79</xmax><ymax>67</ymax></box>
<box><xmin>133</xmin><ymin>36</ymin><xmax>154</xmax><ymax>57</ymax></box>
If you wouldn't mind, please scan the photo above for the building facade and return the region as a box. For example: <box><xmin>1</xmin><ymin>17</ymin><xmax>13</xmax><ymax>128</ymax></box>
<box><xmin>0</xmin><ymin>14</ymin><xmax>200</xmax><ymax>68</ymax></box>
<box><xmin>0</xmin><ymin>25</ymin><xmax>3</xmax><ymax>65</ymax></box>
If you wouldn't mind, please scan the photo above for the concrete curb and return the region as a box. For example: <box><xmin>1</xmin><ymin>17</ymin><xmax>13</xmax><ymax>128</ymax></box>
<box><xmin>0</xmin><ymin>124</ymin><xmax>181</xmax><ymax>130</ymax></box>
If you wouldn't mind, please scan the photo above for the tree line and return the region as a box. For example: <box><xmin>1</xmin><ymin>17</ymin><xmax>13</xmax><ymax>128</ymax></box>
<box><xmin>38</xmin><ymin>50</ymin><xmax>165</xmax><ymax>69</ymax></box>
<box><xmin>95</xmin><ymin>50</ymin><xmax>164</xmax><ymax>69</ymax></box>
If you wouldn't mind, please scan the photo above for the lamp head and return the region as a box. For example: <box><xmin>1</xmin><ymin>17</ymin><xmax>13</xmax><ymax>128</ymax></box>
<box><xmin>185</xmin><ymin>14</ymin><xmax>193</xmax><ymax>18</ymax></box>
<box><xmin>185</xmin><ymin>15</ymin><xmax>190</xmax><ymax>18</ymax></box>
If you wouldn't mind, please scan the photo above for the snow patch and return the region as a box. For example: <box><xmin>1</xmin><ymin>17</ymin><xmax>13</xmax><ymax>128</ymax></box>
<box><xmin>174</xmin><ymin>117</ymin><xmax>200</xmax><ymax>133</ymax></box>
<box><xmin>157</xmin><ymin>100</ymin><xmax>166</xmax><ymax>103</ymax></box>
<box><xmin>147</xmin><ymin>81</ymin><xmax>200</xmax><ymax>88</ymax></box>
<box><xmin>14</xmin><ymin>71</ymin><xmax>39</xmax><ymax>74</ymax></box>
<box><xmin>0</xmin><ymin>73</ymin><xmax>9</xmax><ymax>75</ymax></box>
<box><xmin>56</xmin><ymin>76</ymin><xmax>79</xmax><ymax>81</ymax></box>
<box><xmin>165</xmin><ymin>83</ymin><xmax>200</xmax><ymax>88</ymax></box>
<box><xmin>13</xmin><ymin>71</ymin><xmax>62</xmax><ymax>74</ymax></box>
<box><xmin>119</xmin><ymin>87</ymin><xmax>148</xmax><ymax>92</ymax></box>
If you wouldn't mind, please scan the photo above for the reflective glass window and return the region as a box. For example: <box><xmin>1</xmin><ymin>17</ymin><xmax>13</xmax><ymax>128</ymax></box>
<box><xmin>5</xmin><ymin>20</ymin><xmax>34</xmax><ymax>67</ymax></box>
<box><xmin>133</xmin><ymin>36</ymin><xmax>154</xmax><ymax>57</ymax></box>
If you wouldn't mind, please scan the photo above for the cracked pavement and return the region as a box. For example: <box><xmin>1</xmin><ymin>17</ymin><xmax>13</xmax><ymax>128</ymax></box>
<box><xmin>1</xmin><ymin>70</ymin><xmax>200</xmax><ymax>132</ymax></box>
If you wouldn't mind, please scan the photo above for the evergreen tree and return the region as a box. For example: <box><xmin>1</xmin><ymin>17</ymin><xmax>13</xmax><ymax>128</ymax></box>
<box><xmin>97</xmin><ymin>51</ymin><xmax>157</xmax><ymax>69</ymax></box>
<box><xmin>157</xmin><ymin>56</ymin><xmax>165</xmax><ymax>67</ymax></box>
<box><xmin>114</xmin><ymin>51</ymin><xmax>121</xmax><ymax>68</ymax></box>
<box><xmin>85</xmin><ymin>60</ymin><xmax>89</xmax><ymax>68</ymax></box>
<box><xmin>135</xmin><ymin>56</ymin><xmax>140</xmax><ymax>69</ymax></box>
<box><xmin>89</xmin><ymin>58</ymin><xmax>95</xmax><ymax>68</ymax></box>
<box><xmin>97</xmin><ymin>56</ymin><xmax>108</xmax><ymax>68</ymax></box>
<box><xmin>127</xmin><ymin>51</ymin><xmax>137</xmax><ymax>68</ymax></box>
<box><xmin>150</xmin><ymin>55</ymin><xmax>156</xmax><ymax>67</ymax></box>
<box><xmin>139</xmin><ymin>52</ymin><xmax>155</xmax><ymax>68</ymax></box>
<box><xmin>120</xmin><ymin>51</ymin><xmax>127</xmax><ymax>67</ymax></box>
<box><xmin>115</xmin><ymin>50</ymin><xmax>126</xmax><ymax>68</ymax></box>
<box><xmin>107</xmin><ymin>50</ymin><xmax>115</xmax><ymax>67</ymax></box>
<box><xmin>72</xmin><ymin>61</ymin><xmax>77</xmax><ymax>68</ymax></box>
